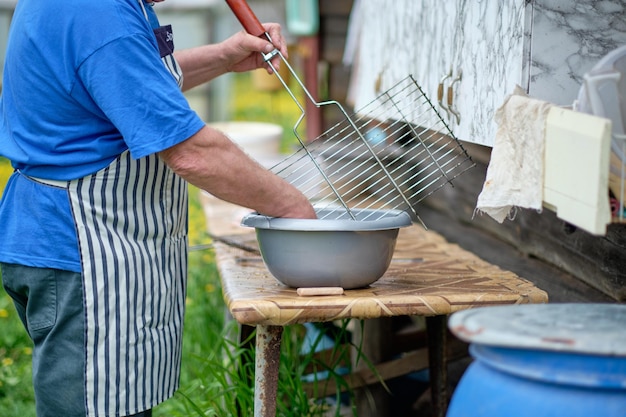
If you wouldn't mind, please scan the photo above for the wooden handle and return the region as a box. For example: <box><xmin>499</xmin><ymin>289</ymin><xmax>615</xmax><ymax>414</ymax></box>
<box><xmin>297</xmin><ymin>287</ymin><xmax>344</xmax><ymax>296</ymax></box>
<box><xmin>447</xmin><ymin>85</ymin><xmax>454</xmax><ymax>106</ymax></box>
<box><xmin>225</xmin><ymin>0</ymin><xmax>266</xmax><ymax>38</ymax></box>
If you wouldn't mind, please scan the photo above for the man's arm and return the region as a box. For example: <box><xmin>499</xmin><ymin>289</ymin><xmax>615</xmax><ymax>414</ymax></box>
<box><xmin>159</xmin><ymin>125</ymin><xmax>316</xmax><ymax>219</ymax></box>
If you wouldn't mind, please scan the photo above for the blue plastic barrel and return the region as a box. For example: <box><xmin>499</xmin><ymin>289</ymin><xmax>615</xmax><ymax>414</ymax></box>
<box><xmin>447</xmin><ymin>304</ymin><xmax>626</xmax><ymax>417</ymax></box>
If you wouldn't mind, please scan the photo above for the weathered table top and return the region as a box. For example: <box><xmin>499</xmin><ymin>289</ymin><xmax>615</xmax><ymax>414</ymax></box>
<box><xmin>201</xmin><ymin>193</ymin><xmax>548</xmax><ymax>326</ymax></box>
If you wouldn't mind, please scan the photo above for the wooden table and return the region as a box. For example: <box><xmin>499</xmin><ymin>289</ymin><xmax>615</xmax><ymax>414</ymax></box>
<box><xmin>200</xmin><ymin>193</ymin><xmax>548</xmax><ymax>417</ymax></box>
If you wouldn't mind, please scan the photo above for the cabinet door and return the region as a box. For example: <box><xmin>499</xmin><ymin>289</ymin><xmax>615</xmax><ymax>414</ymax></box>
<box><xmin>347</xmin><ymin>0</ymin><xmax>456</xmax><ymax>124</ymax></box>
<box><xmin>450</xmin><ymin>0</ymin><xmax>528</xmax><ymax>146</ymax></box>
<box><xmin>348</xmin><ymin>0</ymin><xmax>528</xmax><ymax>147</ymax></box>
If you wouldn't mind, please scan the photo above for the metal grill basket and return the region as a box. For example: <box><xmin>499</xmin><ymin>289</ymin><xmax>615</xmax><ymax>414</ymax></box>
<box><xmin>270</xmin><ymin>75</ymin><xmax>475</xmax><ymax>226</ymax></box>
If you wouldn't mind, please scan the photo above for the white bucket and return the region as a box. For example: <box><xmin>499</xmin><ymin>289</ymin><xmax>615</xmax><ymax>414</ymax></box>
<box><xmin>208</xmin><ymin>121</ymin><xmax>283</xmax><ymax>166</ymax></box>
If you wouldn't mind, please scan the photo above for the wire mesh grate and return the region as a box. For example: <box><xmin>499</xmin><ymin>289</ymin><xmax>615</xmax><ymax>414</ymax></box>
<box><xmin>270</xmin><ymin>75</ymin><xmax>476</xmax><ymax>225</ymax></box>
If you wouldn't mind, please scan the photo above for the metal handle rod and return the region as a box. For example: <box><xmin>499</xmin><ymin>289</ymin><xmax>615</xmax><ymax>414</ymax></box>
<box><xmin>225</xmin><ymin>0</ymin><xmax>360</xmax><ymax>219</ymax></box>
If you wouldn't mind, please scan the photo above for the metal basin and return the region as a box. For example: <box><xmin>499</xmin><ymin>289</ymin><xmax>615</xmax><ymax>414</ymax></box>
<box><xmin>241</xmin><ymin>208</ymin><xmax>412</xmax><ymax>289</ymax></box>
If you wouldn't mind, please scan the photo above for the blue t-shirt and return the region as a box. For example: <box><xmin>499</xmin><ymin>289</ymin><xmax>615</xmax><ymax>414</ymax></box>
<box><xmin>0</xmin><ymin>0</ymin><xmax>206</xmax><ymax>271</ymax></box>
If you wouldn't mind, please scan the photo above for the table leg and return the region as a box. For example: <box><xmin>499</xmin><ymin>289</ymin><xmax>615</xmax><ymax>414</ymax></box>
<box><xmin>426</xmin><ymin>315</ymin><xmax>448</xmax><ymax>417</ymax></box>
<box><xmin>254</xmin><ymin>325</ymin><xmax>283</xmax><ymax>417</ymax></box>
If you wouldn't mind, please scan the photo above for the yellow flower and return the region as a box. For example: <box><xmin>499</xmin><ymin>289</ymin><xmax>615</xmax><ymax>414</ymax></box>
<box><xmin>2</xmin><ymin>358</ymin><xmax>14</xmax><ymax>367</ymax></box>
<box><xmin>22</xmin><ymin>347</ymin><xmax>32</xmax><ymax>356</ymax></box>
<box><xmin>0</xmin><ymin>157</ymin><xmax>14</xmax><ymax>193</ymax></box>
<box><xmin>0</xmin><ymin>309</ymin><xmax>9</xmax><ymax>318</ymax></box>
<box><xmin>205</xmin><ymin>283</ymin><xmax>216</xmax><ymax>293</ymax></box>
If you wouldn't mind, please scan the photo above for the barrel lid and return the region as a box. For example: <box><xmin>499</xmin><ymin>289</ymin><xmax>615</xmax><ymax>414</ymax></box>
<box><xmin>449</xmin><ymin>303</ymin><xmax>626</xmax><ymax>356</ymax></box>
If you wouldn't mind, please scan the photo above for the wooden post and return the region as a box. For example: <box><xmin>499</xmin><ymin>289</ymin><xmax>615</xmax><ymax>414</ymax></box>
<box><xmin>426</xmin><ymin>315</ymin><xmax>449</xmax><ymax>417</ymax></box>
<box><xmin>299</xmin><ymin>35</ymin><xmax>322</xmax><ymax>142</ymax></box>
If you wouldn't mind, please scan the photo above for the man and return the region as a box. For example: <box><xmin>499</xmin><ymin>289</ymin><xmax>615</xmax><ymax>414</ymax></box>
<box><xmin>0</xmin><ymin>0</ymin><xmax>315</xmax><ymax>416</ymax></box>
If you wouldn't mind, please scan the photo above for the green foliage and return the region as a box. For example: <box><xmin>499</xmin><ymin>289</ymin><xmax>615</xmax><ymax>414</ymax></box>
<box><xmin>0</xmin><ymin>294</ymin><xmax>36</xmax><ymax>417</ymax></box>
<box><xmin>229</xmin><ymin>72</ymin><xmax>307</xmax><ymax>153</ymax></box>
<box><xmin>0</xmin><ymin>157</ymin><xmax>12</xmax><ymax>196</ymax></box>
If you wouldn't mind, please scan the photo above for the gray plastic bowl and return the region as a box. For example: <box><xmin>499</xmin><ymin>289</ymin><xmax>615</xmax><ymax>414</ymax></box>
<box><xmin>241</xmin><ymin>208</ymin><xmax>412</xmax><ymax>289</ymax></box>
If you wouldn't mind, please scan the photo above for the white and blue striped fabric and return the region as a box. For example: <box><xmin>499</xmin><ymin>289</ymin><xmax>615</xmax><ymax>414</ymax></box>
<box><xmin>68</xmin><ymin>151</ymin><xmax>188</xmax><ymax>416</ymax></box>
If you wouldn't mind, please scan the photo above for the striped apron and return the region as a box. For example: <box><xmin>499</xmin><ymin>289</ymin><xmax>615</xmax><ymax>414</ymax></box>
<box><xmin>69</xmin><ymin>151</ymin><xmax>188</xmax><ymax>416</ymax></box>
<box><xmin>49</xmin><ymin>3</ymin><xmax>187</xmax><ymax>415</ymax></box>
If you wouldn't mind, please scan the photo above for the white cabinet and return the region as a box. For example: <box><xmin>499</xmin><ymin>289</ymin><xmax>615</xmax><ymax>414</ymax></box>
<box><xmin>346</xmin><ymin>0</ymin><xmax>626</xmax><ymax>147</ymax></box>
<box><xmin>347</xmin><ymin>0</ymin><xmax>455</xmax><ymax>114</ymax></box>
<box><xmin>448</xmin><ymin>1</ymin><xmax>527</xmax><ymax>146</ymax></box>
<box><xmin>347</xmin><ymin>0</ymin><xmax>527</xmax><ymax>146</ymax></box>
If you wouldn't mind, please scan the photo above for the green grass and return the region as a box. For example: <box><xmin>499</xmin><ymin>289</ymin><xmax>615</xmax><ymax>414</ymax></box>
<box><xmin>0</xmin><ymin>293</ymin><xmax>35</xmax><ymax>417</ymax></box>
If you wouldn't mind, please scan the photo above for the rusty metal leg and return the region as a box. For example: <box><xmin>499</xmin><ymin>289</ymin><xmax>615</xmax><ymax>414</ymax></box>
<box><xmin>254</xmin><ymin>325</ymin><xmax>283</xmax><ymax>417</ymax></box>
<box><xmin>426</xmin><ymin>315</ymin><xmax>448</xmax><ymax>417</ymax></box>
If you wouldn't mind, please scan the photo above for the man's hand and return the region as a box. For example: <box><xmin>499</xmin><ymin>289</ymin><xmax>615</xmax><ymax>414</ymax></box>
<box><xmin>221</xmin><ymin>23</ymin><xmax>288</xmax><ymax>74</ymax></box>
